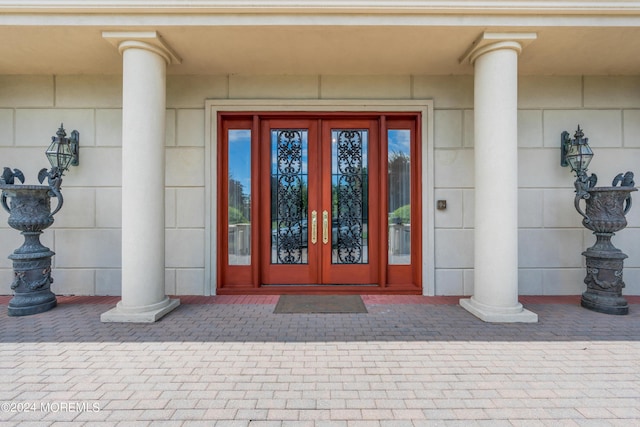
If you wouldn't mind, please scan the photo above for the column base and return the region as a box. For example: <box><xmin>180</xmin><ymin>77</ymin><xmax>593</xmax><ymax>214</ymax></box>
<box><xmin>101</xmin><ymin>297</ymin><xmax>180</xmax><ymax>323</ymax></box>
<box><xmin>460</xmin><ymin>297</ymin><xmax>538</xmax><ymax>323</ymax></box>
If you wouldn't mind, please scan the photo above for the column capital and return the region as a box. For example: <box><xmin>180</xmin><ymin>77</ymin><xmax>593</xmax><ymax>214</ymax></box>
<box><xmin>102</xmin><ymin>31</ymin><xmax>181</xmax><ymax>65</ymax></box>
<box><xmin>459</xmin><ymin>32</ymin><xmax>537</xmax><ymax>65</ymax></box>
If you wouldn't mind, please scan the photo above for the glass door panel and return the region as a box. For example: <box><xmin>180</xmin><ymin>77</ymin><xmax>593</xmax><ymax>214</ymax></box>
<box><xmin>270</xmin><ymin>129</ymin><xmax>309</xmax><ymax>265</ymax></box>
<box><xmin>331</xmin><ymin>129</ymin><xmax>369</xmax><ymax>265</ymax></box>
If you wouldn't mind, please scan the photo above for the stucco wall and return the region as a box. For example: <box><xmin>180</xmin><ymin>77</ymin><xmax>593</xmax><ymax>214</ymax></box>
<box><xmin>0</xmin><ymin>74</ymin><xmax>639</xmax><ymax>296</ymax></box>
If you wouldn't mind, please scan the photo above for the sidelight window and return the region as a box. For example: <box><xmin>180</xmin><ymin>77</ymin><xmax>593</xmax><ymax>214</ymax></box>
<box><xmin>227</xmin><ymin>129</ymin><xmax>252</xmax><ymax>265</ymax></box>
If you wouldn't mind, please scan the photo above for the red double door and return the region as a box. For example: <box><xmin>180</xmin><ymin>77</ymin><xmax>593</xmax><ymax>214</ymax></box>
<box><xmin>260</xmin><ymin>118</ymin><xmax>380</xmax><ymax>286</ymax></box>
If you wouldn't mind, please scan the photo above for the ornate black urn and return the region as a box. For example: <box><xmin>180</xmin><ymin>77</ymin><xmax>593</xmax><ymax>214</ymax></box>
<box><xmin>1</xmin><ymin>168</ymin><xmax>64</xmax><ymax>316</ymax></box>
<box><xmin>574</xmin><ymin>172</ymin><xmax>636</xmax><ymax>315</ymax></box>
<box><xmin>562</xmin><ymin>126</ymin><xmax>637</xmax><ymax>315</ymax></box>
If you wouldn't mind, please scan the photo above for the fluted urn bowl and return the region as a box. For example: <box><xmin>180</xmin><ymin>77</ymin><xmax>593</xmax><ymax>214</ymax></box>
<box><xmin>581</xmin><ymin>186</ymin><xmax>637</xmax><ymax>233</ymax></box>
<box><xmin>0</xmin><ymin>185</ymin><xmax>56</xmax><ymax>233</ymax></box>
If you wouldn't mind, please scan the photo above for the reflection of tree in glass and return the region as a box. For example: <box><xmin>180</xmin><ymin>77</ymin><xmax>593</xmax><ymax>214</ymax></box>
<box><xmin>388</xmin><ymin>151</ymin><xmax>411</xmax><ymax>222</ymax></box>
<box><xmin>229</xmin><ymin>173</ymin><xmax>250</xmax><ymax>224</ymax></box>
<box><xmin>332</xmin><ymin>166</ymin><xmax>367</xmax><ymax>221</ymax></box>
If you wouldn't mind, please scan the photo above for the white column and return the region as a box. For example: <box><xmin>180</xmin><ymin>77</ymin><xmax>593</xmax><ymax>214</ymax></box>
<box><xmin>459</xmin><ymin>33</ymin><xmax>538</xmax><ymax>322</ymax></box>
<box><xmin>101</xmin><ymin>32</ymin><xmax>181</xmax><ymax>323</ymax></box>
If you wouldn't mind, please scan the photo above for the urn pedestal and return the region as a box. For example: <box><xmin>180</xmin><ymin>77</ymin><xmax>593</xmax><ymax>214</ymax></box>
<box><xmin>576</xmin><ymin>186</ymin><xmax>637</xmax><ymax>315</ymax></box>
<box><xmin>0</xmin><ymin>184</ymin><xmax>63</xmax><ymax>316</ymax></box>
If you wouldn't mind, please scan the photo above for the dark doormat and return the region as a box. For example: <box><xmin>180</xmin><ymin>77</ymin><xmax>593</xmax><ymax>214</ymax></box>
<box><xmin>274</xmin><ymin>295</ymin><xmax>368</xmax><ymax>314</ymax></box>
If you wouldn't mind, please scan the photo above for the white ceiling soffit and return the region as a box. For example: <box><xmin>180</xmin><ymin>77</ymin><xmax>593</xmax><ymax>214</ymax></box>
<box><xmin>1</xmin><ymin>1</ymin><xmax>640</xmax><ymax>75</ymax></box>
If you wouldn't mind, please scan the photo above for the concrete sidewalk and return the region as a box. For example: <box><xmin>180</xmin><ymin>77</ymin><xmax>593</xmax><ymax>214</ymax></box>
<box><xmin>1</xmin><ymin>296</ymin><xmax>639</xmax><ymax>426</ymax></box>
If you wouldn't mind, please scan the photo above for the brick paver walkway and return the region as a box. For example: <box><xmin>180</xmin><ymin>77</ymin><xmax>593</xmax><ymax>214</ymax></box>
<box><xmin>1</xmin><ymin>296</ymin><xmax>639</xmax><ymax>426</ymax></box>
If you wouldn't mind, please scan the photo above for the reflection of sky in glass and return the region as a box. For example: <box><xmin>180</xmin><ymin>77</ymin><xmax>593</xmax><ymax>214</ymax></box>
<box><xmin>388</xmin><ymin>129</ymin><xmax>410</xmax><ymax>156</ymax></box>
<box><xmin>228</xmin><ymin>130</ymin><xmax>251</xmax><ymax>192</ymax></box>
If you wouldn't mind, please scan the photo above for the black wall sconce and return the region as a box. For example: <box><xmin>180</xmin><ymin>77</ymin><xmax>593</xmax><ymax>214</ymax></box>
<box><xmin>40</xmin><ymin>124</ymin><xmax>79</xmax><ymax>187</ymax></box>
<box><xmin>45</xmin><ymin>124</ymin><xmax>79</xmax><ymax>171</ymax></box>
<box><xmin>561</xmin><ymin>125</ymin><xmax>596</xmax><ymax>198</ymax></box>
<box><xmin>561</xmin><ymin>125</ymin><xmax>593</xmax><ymax>175</ymax></box>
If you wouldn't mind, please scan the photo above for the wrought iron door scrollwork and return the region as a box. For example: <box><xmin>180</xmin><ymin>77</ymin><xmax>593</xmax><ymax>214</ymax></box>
<box><xmin>272</xmin><ymin>130</ymin><xmax>307</xmax><ymax>264</ymax></box>
<box><xmin>334</xmin><ymin>130</ymin><xmax>367</xmax><ymax>264</ymax></box>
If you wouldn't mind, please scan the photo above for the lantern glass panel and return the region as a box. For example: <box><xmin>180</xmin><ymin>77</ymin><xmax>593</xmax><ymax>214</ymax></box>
<box><xmin>566</xmin><ymin>143</ymin><xmax>593</xmax><ymax>173</ymax></box>
<box><xmin>46</xmin><ymin>139</ymin><xmax>73</xmax><ymax>171</ymax></box>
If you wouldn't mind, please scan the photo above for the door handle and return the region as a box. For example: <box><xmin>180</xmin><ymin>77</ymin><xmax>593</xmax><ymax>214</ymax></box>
<box><xmin>311</xmin><ymin>210</ymin><xmax>318</xmax><ymax>244</ymax></box>
<box><xmin>322</xmin><ymin>210</ymin><xmax>329</xmax><ymax>244</ymax></box>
